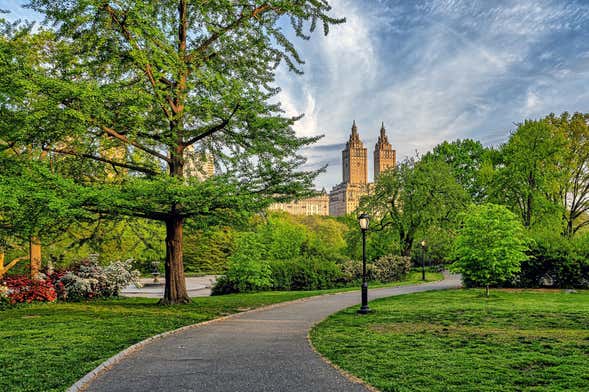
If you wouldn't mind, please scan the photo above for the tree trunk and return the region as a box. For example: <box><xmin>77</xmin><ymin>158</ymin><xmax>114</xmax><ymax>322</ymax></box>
<box><xmin>160</xmin><ymin>214</ymin><xmax>190</xmax><ymax>305</ymax></box>
<box><xmin>485</xmin><ymin>285</ymin><xmax>489</xmax><ymax>297</ymax></box>
<box><xmin>30</xmin><ymin>236</ymin><xmax>42</xmax><ymax>280</ymax></box>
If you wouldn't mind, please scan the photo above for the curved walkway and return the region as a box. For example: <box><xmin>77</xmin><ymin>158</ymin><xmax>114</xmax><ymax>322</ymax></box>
<box><xmin>83</xmin><ymin>274</ymin><xmax>461</xmax><ymax>392</ymax></box>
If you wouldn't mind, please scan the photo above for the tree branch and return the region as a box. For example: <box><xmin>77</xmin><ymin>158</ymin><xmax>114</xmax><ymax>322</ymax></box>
<box><xmin>185</xmin><ymin>105</ymin><xmax>240</xmax><ymax>147</ymax></box>
<box><xmin>97</xmin><ymin>124</ymin><xmax>171</xmax><ymax>163</ymax></box>
<box><xmin>42</xmin><ymin>147</ymin><xmax>159</xmax><ymax>175</ymax></box>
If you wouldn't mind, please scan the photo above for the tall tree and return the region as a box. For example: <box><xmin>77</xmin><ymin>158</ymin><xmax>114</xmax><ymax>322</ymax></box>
<box><xmin>492</xmin><ymin>120</ymin><xmax>566</xmax><ymax>228</ymax></box>
<box><xmin>10</xmin><ymin>1</ymin><xmax>343</xmax><ymax>303</ymax></box>
<box><xmin>422</xmin><ymin>139</ymin><xmax>489</xmax><ymax>202</ymax></box>
<box><xmin>544</xmin><ymin>112</ymin><xmax>589</xmax><ymax>236</ymax></box>
<box><xmin>361</xmin><ymin>159</ymin><xmax>470</xmax><ymax>257</ymax></box>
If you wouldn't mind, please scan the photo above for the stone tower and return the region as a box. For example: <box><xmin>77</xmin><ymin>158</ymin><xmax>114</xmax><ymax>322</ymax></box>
<box><xmin>342</xmin><ymin>120</ymin><xmax>367</xmax><ymax>184</ymax></box>
<box><xmin>373</xmin><ymin>122</ymin><xmax>396</xmax><ymax>180</ymax></box>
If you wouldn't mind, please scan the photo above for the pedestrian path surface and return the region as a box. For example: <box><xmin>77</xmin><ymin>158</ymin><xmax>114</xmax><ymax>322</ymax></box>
<box><xmin>84</xmin><ymin>275</ymin><xmax>461</xmax><ymax>392</ymax></box>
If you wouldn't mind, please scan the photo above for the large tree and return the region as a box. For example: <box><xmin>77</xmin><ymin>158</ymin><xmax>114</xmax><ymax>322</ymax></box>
<box><xmin>7</xmin><ymin>1</ymin><xmax>343</xmax><ymax>303</ymax></box>
<box><xmin>422</xmin><ymin>139</ymin><xmax>490</xmax><ymax>202</ymax></box>
<box><xmin>491</xmin><ymin>119</ymin><xmax>566</xmax><ymax>229</ymax></box>
<box><xmin>361</xmin><ymin>159</ymin><xmax>470</xmax><ymax>257</ymax></box>
<box><xmin>544</xmin><ymin>112</ymin><xmax>589</xmax><ymax>236</ymax></box>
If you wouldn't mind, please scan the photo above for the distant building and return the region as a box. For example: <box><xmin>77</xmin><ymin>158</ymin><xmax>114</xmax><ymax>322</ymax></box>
<box><xmin>329</xmin><ymin>121</ymin><xmax>396</xmax><ymax>216</ymax></box>
<box><xmin>184</xmin><ymin>145</ymin><xmax>214</xmax><ymax>180</ymax></box>
<box><xmin>268</xmin><ymin>190</ymin><xmax>330</xmax><ymax>216</ymax></box>
<box><xmin>269</xmin><ymin>121</ymin><xmax>397</xmax><ymax>217</ymax></box>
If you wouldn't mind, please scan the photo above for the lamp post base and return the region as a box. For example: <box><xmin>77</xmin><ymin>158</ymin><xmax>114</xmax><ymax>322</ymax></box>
<box><xmin>357</xmin><ymin>306</ymin><xmax>371</xmax><ymax>314</ymax></box>
<box><xmin>358</xmin><ymin>282</ymin><xmax>371</xmax><ymax>314</ymax></box>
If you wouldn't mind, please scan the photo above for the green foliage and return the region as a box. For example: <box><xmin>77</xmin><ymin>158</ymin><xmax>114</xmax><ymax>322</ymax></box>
<box><xmin>184</xmin><ymin>227</ymin><xmax>235</xmax><ymax>274</ymax></box>
<box><xmin>269</xmin><ymin>258</ymin><xmax>343</xmax><ymax>290</ymax></box>
<box><xmin>451</xmin><ymin>204</ymin><xmax>529</xmax><ymax>290</ymax></box>
<box><xmin>519</xmin><ymin>229</ymin><xmax>589</xmax><ymax>288</ymax></box>
<box><xmin>362</xmin><ymin>158</ymin><xmax>470</xmax><ymax>257</ymax></box>
<box><xmin>491</xmin><ymin>119</ymin><xmax>566</xmax><ymax>228</ymax></box>
<box><xmin>544</xmin><ymin>112</ymin><xmax>589</xmax><ymax>236</ymax></box>
<box><xmin>212</xmin><ymin>213</ymin><xmax>350</xmax><ymax>294</ymax></box>
<box><xmin>422</xmin><ymin>139</ymin><xmax>490</xmax><ymax>202</ymax></box>
<box><xmin>212</xmin><ymin>232</ymin><xmax>273</xmax><ymax>294</ymax></box>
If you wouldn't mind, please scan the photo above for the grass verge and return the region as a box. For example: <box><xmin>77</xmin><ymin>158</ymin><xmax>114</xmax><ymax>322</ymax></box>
<box><xmin>310</xmin><ymin>289</ymin><xmax>589</xmax><ymax>392</ymax></box>
<box><xmin>0</xmin><ymin>271</ymin><xmax>441</xmax><ymax>392</ymax></box>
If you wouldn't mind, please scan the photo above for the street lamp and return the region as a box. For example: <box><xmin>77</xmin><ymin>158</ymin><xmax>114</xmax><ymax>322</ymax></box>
<box><xmin>358</xmin><ymin>213</ymin><xmax>370</xmax><ymax>314</ymax></box>
<box><xmin>421</xmin><ymin>239</ymin><xmax>427</xmax><ymax>281</ymax></box>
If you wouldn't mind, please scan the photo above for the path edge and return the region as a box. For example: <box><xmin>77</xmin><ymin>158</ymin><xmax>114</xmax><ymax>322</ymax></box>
<box><xmin>68</xmin><ymin>277</ymin><xmax>448</xmax><ymax>392</ymax></box>
<box><xmin>67</xmin><ymin>291</ymin><xmax>353</xmax><ymax>392</ymax></box>
<box><xmin>306</xmin><ymin>332</ymin><xmax>380</xmax><ymax>392</ymax></box>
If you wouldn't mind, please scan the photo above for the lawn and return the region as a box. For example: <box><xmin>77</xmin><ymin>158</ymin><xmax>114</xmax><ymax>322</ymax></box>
<box><xmin>0</xmin><ymin>271</ymin><xmax>441</xmax><ymax>392</ymax></box>
<box><xmin>311</xmin><ymin>289</ymin><xmax>589</xmax><ymax>392</ymax></box>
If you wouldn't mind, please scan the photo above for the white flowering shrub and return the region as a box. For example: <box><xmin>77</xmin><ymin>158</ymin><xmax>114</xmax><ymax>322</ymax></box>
<box><xmin>59</xmin><ymin>272</ymin><xmax>98</xmax><ymax>301</ymax></box>
<box><xmin>59</xmin><ymin>255</ymin><xmax>142</xmax><ymax>301</ymax></box>
<box><xmin>0</xmin><ymin>284</ymin><xmax>10</xmax><ymax>308</ymax></box>
<box><xmin>103</xmin><ymin>259</ymin><xmax>142</xmax><ymax>297</ymax></box>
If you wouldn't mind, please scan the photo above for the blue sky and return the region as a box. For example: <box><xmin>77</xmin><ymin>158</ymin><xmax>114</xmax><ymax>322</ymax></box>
<box><xmin>3</xmin><ymin>0</ymin><xmax>589</xmax><ymax>189</ymax></box>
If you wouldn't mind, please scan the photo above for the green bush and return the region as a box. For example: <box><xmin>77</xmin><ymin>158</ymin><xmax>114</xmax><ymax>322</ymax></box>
<box><xmin>519</xmin><ymin>231</ymin><xmax>589</xmax><ymax>288</ymax></box>
<box><xmin>269</xmin><ymin>258</ymin><xmax>343</xmax><ymax>290</ymax></box>
<box><xmin>339</xmin><ymin>260</ymin><xmax>376</xmax><ymax>282</ymax></box>
<box><xmin>373</xmin><ymin>255</ymin><xmax>411</xmax><ymax>282</ymax></box>
<box><xmin>450</xmin><ymin>203</ymin><xmax>529</xmax><ymax>293</ymax></box>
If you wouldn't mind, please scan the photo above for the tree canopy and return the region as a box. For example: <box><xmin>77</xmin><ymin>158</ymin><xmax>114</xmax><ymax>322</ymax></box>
<box><xmin>1</xmin><ymin>1</ymin><xmax>345</xmax><ymax>303</ymax></box>
<box><xmin>450</xmin><ymin>203</ymin><xmax>529</xmax><ymax>295</ymax></box>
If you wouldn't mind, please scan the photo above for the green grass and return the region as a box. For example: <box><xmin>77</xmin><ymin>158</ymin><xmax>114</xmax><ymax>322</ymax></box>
<box><xmin>311</xmin><ymin>289</ymin><xmax>589</xmax><ymax>392</ymax></box>
<box><xmin>0</xmin><ymin>271</ymin><xmax>441</xmax><ymax>392</ymax></box>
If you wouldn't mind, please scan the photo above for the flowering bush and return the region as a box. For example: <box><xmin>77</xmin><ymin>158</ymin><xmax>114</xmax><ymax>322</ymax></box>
<box><xmin>58</xmin><ymin>256</ymin><xmax>142</xmax><ymax>301</ymax></box>
<box><xmin>0</xmin><ymin>284</ymin><xmax>10</xmax><ymax>309</ymax></box>
<box><xmin>1</xmin><ymin>275</ymin><xmax>57</xmax><ymax>304</ymax></box>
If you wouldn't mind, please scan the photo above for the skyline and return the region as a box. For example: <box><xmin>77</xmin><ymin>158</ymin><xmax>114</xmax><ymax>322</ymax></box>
<box><xmin>4</xmin><ymin>0</ymin><xmax>589</xmax><ymax>189</ymax></box>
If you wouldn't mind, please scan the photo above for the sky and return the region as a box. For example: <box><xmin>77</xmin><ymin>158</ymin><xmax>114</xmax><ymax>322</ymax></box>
<box><xmin>3</xmin><ymin>0</ymin><xmax>589</xmax><ymax>189</ymax></box>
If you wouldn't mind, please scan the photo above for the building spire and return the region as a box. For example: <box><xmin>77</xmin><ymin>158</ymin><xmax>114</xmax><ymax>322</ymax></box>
<box><xmin>351</xmin><ymin>120</ymin><xmax>358</xmax><ymax>136</ymax></box>
<box><xmin>380</xmin><ymin>122</ymin><xmax>386</xmax><ymax>138</ymax></box>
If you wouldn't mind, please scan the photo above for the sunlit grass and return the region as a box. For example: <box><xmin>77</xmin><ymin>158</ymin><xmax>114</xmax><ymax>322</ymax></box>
<box><xmin>0</xmin><ymin>271</ymin><xmax>441</xmax><ymax>392</ymax></box>
<box><xmin>311</xmin><ymin>289</ymin><xmax>589</xmax><ymax>392</ymax></box>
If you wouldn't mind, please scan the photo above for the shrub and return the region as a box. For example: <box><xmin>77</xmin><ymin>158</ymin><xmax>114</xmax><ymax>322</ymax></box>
<box><xmin>269</xmin><ymin>258</ymin><xmax>343</xmax><ymax>291</ymax></box>
<box><xmin>211</xmin><ymin>259</ymin><xmax>273</xmax><ymax>295</ymax></box>
<box><xmin>1</xmin><ymin>275</ymin><xmax>57</xmax><ymax>304</ymax></box>
<box><xmin>339</xmin><ymin>259</ymin><xmax>376</xmax><ymax>283</ymax></box>
<box><xmin>58</xmin><ymin>256</ymin><xmax>142</xmax><ymax>301</ymax></box>
<box><xmin>373</xmin><ymin>255</ymin><xmax>411</xmax><ymax>282</ymax></box>
<box><xmin>519</xmin><ymin>231</ymin><xmax>589</xmax><ymax>288</ymax></box>
<box><xmin>0</xmin><ymin>284</ymin><xmax>10</xmax><ymax>309</ymax></box>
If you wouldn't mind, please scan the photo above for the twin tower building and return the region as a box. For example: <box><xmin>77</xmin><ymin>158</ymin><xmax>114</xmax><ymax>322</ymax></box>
<box><xmin>270</xmin><ymin>121</ymin><xmax>397</xmax><ymax>216</ymax></box>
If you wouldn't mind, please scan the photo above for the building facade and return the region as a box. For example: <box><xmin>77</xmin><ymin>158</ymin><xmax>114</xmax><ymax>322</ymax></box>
<box><xmin>184</xmin><ymin>145</ymin><xmax>215</xmax><ymax>180</ymax></box>
<box><xmin>328</xmin><ymin>121</ymin><xmax>396</xmax><ymax>216</ymax></box>
<box><xmin>269</xmin><ymin>121</ymin><xmax>396</xmax><ymax>217</ymax></box>
<box><xmin>268</xmin><ymin>191</ymin><xmax>330</xmax><ymax>216</ymax></box>
<box><xmin>374</xmin><ymin>122</ymin><xmax>396</xmax><ymax>181</ymax></box>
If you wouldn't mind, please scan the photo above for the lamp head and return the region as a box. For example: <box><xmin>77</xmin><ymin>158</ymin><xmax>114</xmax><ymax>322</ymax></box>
<box><xmin>421</xmin><ymin>240</ymin><xmax>426</xmax><ymax>247</ymax></box>
<box><xmin>358</xmin><ymin>213</ymin><xmax>370</xmax><ymax>231</ymax></box>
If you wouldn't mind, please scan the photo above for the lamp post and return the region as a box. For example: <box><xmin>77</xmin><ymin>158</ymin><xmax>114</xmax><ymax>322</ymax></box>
<box><xmin>358</xmin><ymin>213</ymin><xmax>370</xmax><ymax>314</ymax></box>
<box><xmin>421</xmin><ymin>239</ymin><xmax>427</xmax><ymax>281</ymax></box>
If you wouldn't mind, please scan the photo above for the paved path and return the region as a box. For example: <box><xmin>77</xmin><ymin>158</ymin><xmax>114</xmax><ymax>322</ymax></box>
<box><xmin>121</xmin><ymin>276</ymin><xmax>218</xmax><ymax>298</ymax></box>
<box><xmin>85</xmin><ymin>275</ymin><xmax>461</xmax><ymax>392</ymax></box>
